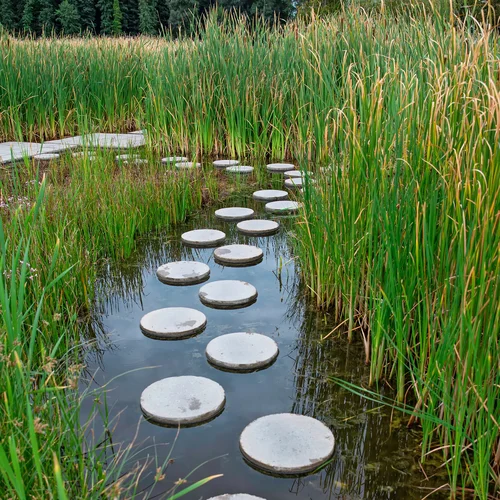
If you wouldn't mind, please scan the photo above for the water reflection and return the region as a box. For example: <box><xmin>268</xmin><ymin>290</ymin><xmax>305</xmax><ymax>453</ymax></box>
<box><xmin>80</xmin><ymin>192</ymin><xmax>445</xmax><ymax>499</ymax></box>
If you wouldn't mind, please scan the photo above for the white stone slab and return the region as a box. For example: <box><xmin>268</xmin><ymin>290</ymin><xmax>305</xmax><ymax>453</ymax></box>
<box><xmin>116</xmin><ymin>153</ymin><xmax>140</xmax><ymax>160</ymax></box>
<box><xmin>157</xmin><ymin>261</ymin><xmax>210</xmax><ymax>285</ymax></box>
<box><xmin>215</xmin><ymin>207</ymin><xmax>254</xmax><ymax>222</ymax></box>
<box><xmin>199</xmin><ymin>280</ymin><xmax>257</xmax><ymax>309</ymax></box>
<box><xmin>206</xmin><ymin>332</ymin><xmax>278</xmax><ymax>371</ymax></box>
<box><xmin>213</xmin><ymin>159</ymin><xmax>239</xmax><ymax>168</ymax></box>
<box><xmin>236</xmin><ymin>219</ymin><xmax>280</xmax><ymax>236</ymax></box>
<box><xmin>240</xmin><ymin>414</ymin><xmax>335</xmax><ymax>475</ymax></box>
<box><xmin>141</xmin><ymin>376</ymin><xmax>225</xmax><ymax>426</ymax></box>
<box><xmin>162</xmin><ymin>156</ymin><xmax>188</xmax><ymax>164</ymax></box>
<box><xmin>252</xmin><ymin>190</ymin><xmax>288</xmax><ymax>202</ymax></box>
<box><xmin>265</xmin><ymin>201</ymin><xmax>303</xmax><ymax>214</ymax></box>
<box><xmin>45</xmin><ymin>136</ymin><xmax>83</xmax><ymax>150</ymax></box>
<box><xmin>284</xmin><ymin>178</ymin><xmax>303</xmax><ymax>189</ymax></box>
<box><xmin>130</xmin><ymin>129</ymin><xmax>146</xmax><ymax>135</ymax></box>
<box><xmin>176</xmin><ymin>161</ymin><xmax>201</xmax><ymax>169</ymax></box>
<box><xmin>123</xmin><ymin>159</ymin><xmax>148</xmax><ymax>165</ymax></box>
<box><xmin>266</xmin><ymin>163</ymin><xmax>296</xmax><ymax>173</ymax></box>
<box><xmin>226</xmin><ymin>165</ymin><xmax>253</xmax><ymax>175</ymax></box>
<box><xmin>34</xmin><ymin>153</ymin><xmax>60</xmax><ymax>161</ymax></box>
<box><xmin>181</xmin><ymin>229</ymin><xmax>226</xmax><ymax>248</ymax></box>
<box><xmin>82</xmin><ymin>133</ymin><xmax>145</xmax><ymax>149</ymax></box>
<box><xmin>208</xmin><ymin>495</ymin><xmax>266</xmax><ymax>500</ymax></box>
<box><xmin>214</xmin><ymin>244</ymin><xmax>263</xmax><ymax>266</ymax></box>
<box><xmin>284</xmin><ymin>170</ymin><xmax>312</xmax><ymax>178</ymax></box>
<box><xmin>0</xmin><ymin>142</ymin><xmax>63</xmax><ymax>164</ymax></box>
<box><xmin>140</xmin><ymin>307</ymin><xmax>207</xmax><ymax>339</ymax></box>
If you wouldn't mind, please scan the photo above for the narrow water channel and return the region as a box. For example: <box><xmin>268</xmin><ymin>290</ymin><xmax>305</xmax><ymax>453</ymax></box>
<box><xmin>81</xmin><ymin>188</ymin><xmax>446</xmax><ymax>499</ymax></box>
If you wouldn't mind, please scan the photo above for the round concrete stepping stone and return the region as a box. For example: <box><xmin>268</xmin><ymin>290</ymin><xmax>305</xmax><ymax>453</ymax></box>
<box><xmin>34</xmin><ymin>153</ymin><xmax>59</xmax><ymax>162</ymax></box>
<box><xmin>199</xmin><ymin>280</ymin><xmax>257</xmax><ymax>309</ymax></box>
<box><xmin>226</xmin><ymin>165</ymin><xmax>253</xmax><ymax>175</ymax></box>
<box><xmin>123</xmin><ymin>158</ymin><xmax>148</xmax><ymax>165</ymax></box>
<box><xmin>284</xmin><ymin>178</ymin><xmax>304</xmax><ymax>189</ymax></box>
<box><xmin>206</xmin><ymin>332</ymin><xmax>278</xmax><ymax>371</ymax></box>
<box><xmin>207</xmin><ymin>495</ymin><xmax>266</xmax><ymax>500</ymax></box>
<box><xmin>141</xmin><ymin>376</ymin><xmax>225</xmax><ymax>426</ymax></box>
<box><xmin>240</xmin><ymin>413</ymin><xmax>335</xmax><ymax>475</ymax></box>
<box><xmin>116</xmin><ymin>153</ymin><xmax>139</xmax><ymax>161</ymax></box>
<box><xmin>284</xmin><ymin>170</ymin><xmax>312</xmax><ymax>178</ymax></box>
<box><xmin>176</xmin><ymin>161</ymin><xmax>201</xmax><ymax>169</ymax></box>
<box><xmin>181</xmin><ymin>229</ymin><xmax>226</xmax><ymax>248</ymax></box>
<box><xmin>252</xmin><ymin>189</ymin><xmax>288</xmax><ymax>202</ymax></box>
<box><xmin>157</xmin><ymin>261</ymin><xmax>210</xmax><ymax>285</ymax></box>
<box><xmin>266</xmin><ymin>163</ymin><xmax>296</xmax><ymax>173</ymax></box>
<box><xmin>162</xmin><ymin>156</ymin><xmax>188</xmax><ymax>164</ymax></box>
<box><xmin>265</xmin><ymin>201</ymin><xmax>303</xmax><ymax>214</ymax></box>
<box><xmin>237</xmin><ymin>219</ymin><xmax>280</xmax><ymax>236</ymax></box>
<box><xmin>214</xmin><ymin>244</ymin><xmax>263</xmax><ymax>267</ymax></box>
<box><xmin>214</xmin><ymin>159</ymin><xmax>239</xmax><ymax>168</ymax></box>
<box><xmin>140</xmin><ymin>307</ymin><xmax>207</xmax><ymax>339</ymax></box>
<box><xmin>215</xmin><ymin>207</ymin><xmax>254</xmax><ymax>222</ymax></box>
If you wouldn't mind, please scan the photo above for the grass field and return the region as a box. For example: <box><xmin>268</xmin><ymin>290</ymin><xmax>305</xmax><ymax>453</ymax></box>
<box><xmin>0</xmin><ymin>7</ymin><xmax>498</xmax><ymax>499</ymax></box>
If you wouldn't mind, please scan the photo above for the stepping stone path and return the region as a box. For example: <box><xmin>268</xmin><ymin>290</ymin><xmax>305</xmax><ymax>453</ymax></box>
<box><xmin>226</xmin><ymin>165</ymin><xmax>254</xmax><ymax>175</ymax></box>
<box><xmin>83</xmin><ymin>133</ymin><xmax>145</xmax><ymax>149</ymax></box>
<box><xmin>199</xmin><ymin>280</ymin><xmax>257</xmax><ymax>309</ymax></box>
<box><xmin>215</xmin><ymin>207</ymin><xmax>254</xmax><ymax>221</ymax></box>
<box><xmin>157</xmin><ymin>261</ymin><xmax>210</xmax><ymax>285</ymax></box>
<box><xmin>214</xmin><ymin>244</ymin><xmax>263</xmax><ymax>267</ymax></box>
<box><xmin>141</xmin><ymin>376</ymin><xmax>225</xmax><ymax>426</ymax></box>
<box><xmin>116</xmin><ymin>154</ymin><xmax>139</xmax><ymax>161</ymax></box>
<box><xmin>176</xmin><ymin>161</ymin><xmax>201</xmax><ymax>169</ymax></box>
<box><xmin>252</xmin><ymin>189</ymin><xmax>288</xmax><ymax>202</ymax></box>
<box><xmin>208</xmin><ymin>495</ymin><xmax>266</xmax><ymax>500</ymax></box>
<box><xmin>237</xmin><ymin>219</ymin><xmax>280</xmax><ymax>237</ymax></box>
<box><xmin>34</xmin><ymin>153</ymin><xmax>59</xmax><ymax>162</ymax></box>
<box><xmin>284</xmin><ymin>170</ymin><xmax>312</xmax><ymax>178</ymax></box>
<box><xmin>206</xmin><ymin>333</ymin><xmax>278</xmax><ymax>371</ymax></box>
<box><xmin>240</xmin><ymin>413</ymin><xmax>335</xmax><ymax>475</ymax></box>
<box><xmin>181</xmin><ymin>229</ymin><xmax>226</xmax><ymax>247</ymax></box>
<box><xmin>265</xmin><ymin>200</ymin><xmax>303</xmax><ymax>214</ymax></box>
<box><xmin>266</xmin><ymin>163</ymin><xmax>295</xmax><ymax>173</ymax></box>
<box><xmin>140</xmin><ymin>307</ymin><xmax>207</xmax><ymax>339</ymax></box>
<box><xmin>162</xmin><ymin>156</ymin><xmax>188</xmax><ymax>163</ymax></box>
<box><xmin>214</xmin><ymin>159</ymin><xmax>239</xmax><ymax>168</ymax></box>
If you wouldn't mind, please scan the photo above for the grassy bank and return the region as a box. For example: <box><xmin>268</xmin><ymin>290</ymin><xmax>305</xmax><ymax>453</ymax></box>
<box><xmin>0</xmin><ymin>6</ymin><xmax>498</xmax><ymax>499</ymax></box>
<box><xmin>0</xmin><ymin>152</ymin><xmax>218</xmax><ymax>497</ymax></box>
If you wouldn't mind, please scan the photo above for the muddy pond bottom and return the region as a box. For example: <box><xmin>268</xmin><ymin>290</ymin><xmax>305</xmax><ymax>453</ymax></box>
<box><xmin>81</xmin><ymin>191</ymin><xmax>447</xmax><ymax>500</ymax></box>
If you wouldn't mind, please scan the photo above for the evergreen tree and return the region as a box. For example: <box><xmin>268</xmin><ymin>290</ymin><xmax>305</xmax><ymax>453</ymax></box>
<box><xmin>139</xmin><ymin>0</ymin><xmax>157</xmax><ymax>33</ymax></box>
<box><xmin>22</xmin><ymin>0</ymin><xmax>37</xmax><ymax>32</ymax></box>
<box><xmin>112</xmin><ymin>0</ymin><xmax>123</xmax><ymax>34</ymax></box>
<box><xmin>0</xmin><ymin>0</ymin><xmax>16</xmax><ymax>30</ymax></box>
<box><xmin>57</xmin><ymin>0</ymin><xmax>81</xmax><ymax>33</ymax></box>
<box><xmin>76</xmin><ymin>0</ymin><xmax>96</xmax><ymax>32</ymax></box>
<box><xmin>97</xmin><ymin>0</ymin><xmax>113</xmax><ymax>33</ymax></box>
<box><xmin>39</xmin><ymin>0</ymin><xmax>56</xmax><ymax>32</ymax></box>
<box><xmin>167</xmin><ymin>0</ymin><xmax>197</xmax><ymax>32</ymax></box>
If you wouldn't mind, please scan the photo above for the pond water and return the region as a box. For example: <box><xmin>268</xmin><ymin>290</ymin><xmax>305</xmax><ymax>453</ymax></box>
<box><xmin>81</xmin><ymin>188</ymin><xmax>446</xmax><ymax>499</ymax></box>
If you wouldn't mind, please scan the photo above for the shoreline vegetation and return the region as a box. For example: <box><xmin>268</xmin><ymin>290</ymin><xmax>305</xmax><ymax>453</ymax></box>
<box><xmin>0</xmin><ymin>7</ymin><xmax>499</xmax><ymax>499</ymax></box>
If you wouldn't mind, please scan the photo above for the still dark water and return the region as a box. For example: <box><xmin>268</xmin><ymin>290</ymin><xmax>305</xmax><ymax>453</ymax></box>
<box><xmin>81</xmin><ymin>189</ymin><xmax>446</xmax><ymax>499</ymax></box>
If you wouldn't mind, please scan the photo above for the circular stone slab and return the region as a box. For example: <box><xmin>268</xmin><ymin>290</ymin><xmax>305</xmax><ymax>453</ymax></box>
<box><xmin>213</xmin><ymin>159</ymin><xmax>239</xmax><ymax>168</ymax></box>
<box><xmin>206</xmin><ymin>332</ymin><xmax>278</xmax><ymax>371</ymax></box>
<box><xmin>215</xmin><ymin>207</ymin><xmax>254</xmax><ymax>222</ymax></box>
<box><xmin>157</xmin><ymin>261</ymin><xmax>210</xmax><ymax>285</ymax></box>
<box><xmin>266</xmin><ymin>163</ymin><xmax>296</xmax><ymax>173</ymax></box>
<box><xmin>284</xmin><ymin>170</ymin><xmax>312</xmax><ymax>178</ymax></box>
<box><xmin>140</xmin><ymin>376</ymin><xmax>225</xmax><ymax>426</ymax></box>
<box><xmin>214</xmin><ymin>244</ymin><xmax>263</xmax><ymax>266</ymax></box>
<box><xmin>116</xmin><ymin>153</ymin><xmax>139</xmax><ymax>160</ymax></box>
<box><xmin>199</xmin><ymin>280</ymin><xmax>257</xmax><ymax>309</ymax></box>
<box><xmin>176</xmin><ymin>161</ymin><xmax>201</xmax><ymax>169</ymax></box>
<box><xmin>226</xmin><ymin>165</ymin><xmax>253</xmax><ymax>175</ymax></box>
<box><xmin>140</xmin><ymin>307</ymin><xmax>207</xmax><ymax>339</ymax></box>
<box><xmin>265</xmin><ymin>201</ymin><xmax>303</xmax><ymax>214</ymax></box>
<box><xmin>208</xmin><ymin>495</ymin><xmax>266</xmax><ymax>500</ymax></box>
<box><xmin>252</xmin><ymin>190</ymin><xmax>288</xmax><ymax>202</ymax></box>
<box><xmin>284</xmin><ymin>178</ymin><xmax>304</xmax><ymax>189</ymax></box>
<box><xmin>34</xmin><ymin>153</ymin><xmax>59</xmax><ymax>161</ymax></box>
<box><xmin>123</xmin><ymin>158</ymin><xmax>148</xmax><ymax>165</ymax></box>
<box><xmin>181</xmin><ymin>229</ymin><xmax>226</xmax><ymax>248</ymax></box>
<box><xmin>162</xmin><ymin>156</ymin><xmax>188</xmax><ymax>164</ymax></box>
<box><xmin>237</xmin><ymin>219</ymin><xmax>280</xmax><ymax>236</ymax></box>
<box><xmin>240</xmin><ymin>413</ymin><xmax>335</xmax><ymax>475</ymax></box>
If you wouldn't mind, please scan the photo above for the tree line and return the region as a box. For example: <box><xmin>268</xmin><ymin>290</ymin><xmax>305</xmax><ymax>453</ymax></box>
<box><xmin>0</xmin><ymin>0</ymin><xmax>293</xmax><ymax>35</ymax></box>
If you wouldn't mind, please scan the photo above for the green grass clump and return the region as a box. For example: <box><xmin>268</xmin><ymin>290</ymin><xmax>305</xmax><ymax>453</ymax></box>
<box><xmin>293</xmin><ymin>10</ymin><xmax>499</xmax><ymax>500</ymax></box>
<box><xmin>0</xmin><ymin>152</ymin><xmax>218</xmax><ymax>497</ymax></box>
